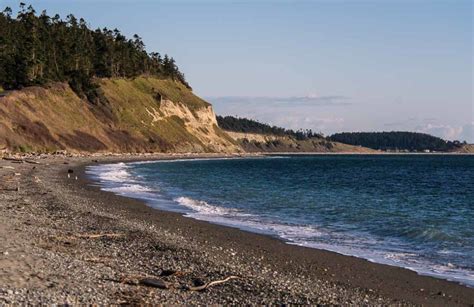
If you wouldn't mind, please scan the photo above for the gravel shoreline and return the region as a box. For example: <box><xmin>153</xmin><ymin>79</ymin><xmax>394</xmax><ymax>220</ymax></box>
<box><xmin>1</xmin><ymin>154</ymin><xmax>473</xmax><ymax>305</ymax></box>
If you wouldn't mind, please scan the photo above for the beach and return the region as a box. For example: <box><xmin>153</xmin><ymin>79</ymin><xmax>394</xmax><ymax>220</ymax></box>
<box><xmin>1</xmin><ymin>154</ymin><xmax>473</xmax><ymax>305</ymax></box>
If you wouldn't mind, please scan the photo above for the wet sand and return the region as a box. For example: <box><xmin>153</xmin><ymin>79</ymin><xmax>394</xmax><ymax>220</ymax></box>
<box><xmin>0</xmin><ymin>154</ymin><xmax>473</xmax><ymax>305</ymax></box>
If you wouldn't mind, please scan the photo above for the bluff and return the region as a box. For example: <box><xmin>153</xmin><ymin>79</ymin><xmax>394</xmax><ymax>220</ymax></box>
<box><xmin>0</xmin><ymin>77</ymin><xmax>240</xmax><ymax>153</ymax></box>
<box><xmin>225</xmin><ymin>131</ymin><xmax>374</xmax><ymax>153</ymax></box>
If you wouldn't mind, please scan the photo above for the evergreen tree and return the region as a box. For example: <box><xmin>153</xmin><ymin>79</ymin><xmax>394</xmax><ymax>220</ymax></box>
<box><xmin>0</xmin><ymin>4</ymin><xmax>192</xmax><ymax>95</ymax></box>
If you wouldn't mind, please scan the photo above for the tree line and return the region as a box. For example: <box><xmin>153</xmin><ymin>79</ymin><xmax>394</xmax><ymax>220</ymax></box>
<box><xmin>217</xmin><ymin>115</ymin><xmax>323</xmax><ymax>140</ymax></box>
<box><xmin>0</xmin><ymin>4</ymin><xmax>190</xmax><ymax>101</ymax></box>
<box><xmin>329</xmin><ymin>131</ymin><xmax>464</xmax><ymax>152</ymax></box>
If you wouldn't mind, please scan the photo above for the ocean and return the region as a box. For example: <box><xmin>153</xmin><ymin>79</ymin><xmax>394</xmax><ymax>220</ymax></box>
<box><xmin>86</xmin><ymin>155</ymin><xmax>474</xmax><ymax>286</ymax></box>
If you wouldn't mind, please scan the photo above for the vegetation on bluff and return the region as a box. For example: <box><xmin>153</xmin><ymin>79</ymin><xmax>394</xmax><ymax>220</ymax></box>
<box><xmin>0</xmin><ymin>4</ymin><xmax>190</xmax><ymax>101</ymax></box>
<box><xmin>329</xmin><ymin>131</ymin><xmax>464</xmax><ymax>152</ymax></box>
<box><xmin>217</xmin><ymin>115</ymin><xmax>322</xmax><ymax>140</ymax></box>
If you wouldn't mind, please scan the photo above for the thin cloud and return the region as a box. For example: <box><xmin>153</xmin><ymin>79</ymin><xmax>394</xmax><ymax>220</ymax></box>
<box><xmin>206</xmin><ymin>95</ymin><xmax>351</xmax><ymax>107</ymax></box>
<box><xmin>415</xmin><ymin>123</ymin><xmax>468</xmax><ymax>142</ymax></box>
<box><xmin>383</xmin><ymin>117</ymin><xmax>418</xmax><ymax>127</ymax></box>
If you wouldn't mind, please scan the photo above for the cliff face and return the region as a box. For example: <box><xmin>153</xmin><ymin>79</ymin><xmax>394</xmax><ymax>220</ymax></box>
<box><xmin>226</xmin><ymin>131</ymin><xmax>376</xmax><ymax>153</ymax></box>
<box><xmin>0</xmin><ymin>77</ymin><xmax>240</xmax><ymax>153</ymax></box>
<box><xmin>455</xmin><ymin>144</ymin><xmax>474</xmax><ymax>153</ymax></box>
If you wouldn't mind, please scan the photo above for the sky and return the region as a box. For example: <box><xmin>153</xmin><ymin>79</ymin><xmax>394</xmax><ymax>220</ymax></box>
<box><xmin>3</xmin><ymin>0</ymin><xmax>473</xmax><ymax>142</ymax></box>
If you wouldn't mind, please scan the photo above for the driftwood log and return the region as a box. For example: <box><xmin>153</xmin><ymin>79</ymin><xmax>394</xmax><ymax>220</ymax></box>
<box><xmin>120</xmin><ymin>274</ymin><xmax>239</xmax><ymax>292</ymax></box>
<box><xmin>2</xmin><ymin>157</ymin><xmax>40</xmax><ymax>164</ymax></box>
<box><xmin>139</xmin><ymin>278</ymin><xmax>169</xmax><ymax>289</ymax></box>
<box><xmin>187</xmin><ymin>276</ymin><xmax>239</xmax><ymax>291</ymax></box>
<box><xmin>76</xmin><ymin>233</ymin><xmax>123</xmax><ymax>239</ymax></box>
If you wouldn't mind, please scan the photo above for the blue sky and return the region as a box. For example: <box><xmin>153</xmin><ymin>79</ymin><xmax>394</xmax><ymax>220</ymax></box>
<box><xmin>3</xmin><ymin>0</ymin><xmax>473</xmax><ymax>141</ymax></box>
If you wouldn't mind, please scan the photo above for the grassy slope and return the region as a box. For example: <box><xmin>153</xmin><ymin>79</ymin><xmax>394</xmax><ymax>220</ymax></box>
<box><xmin>98</xmin><ymin>77</ymin><xmax>209</xmax><ymax>151</ymax></box>
<box><xmin>0</xmin><ymin>77</ymin><xmax>233</xmax><ymax>153</ymax></box>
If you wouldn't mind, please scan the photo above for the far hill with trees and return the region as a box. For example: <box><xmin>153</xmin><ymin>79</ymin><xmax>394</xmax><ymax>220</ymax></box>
<box><xmin>329</xmin><ymin>131</ymin><xmax>465</xmax><ymax>152</ymax></box>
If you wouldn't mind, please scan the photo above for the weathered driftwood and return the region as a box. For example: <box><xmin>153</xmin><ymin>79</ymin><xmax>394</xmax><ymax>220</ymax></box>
<box><xmin>187</xmin><ymin>276</ymin><xmax>239</xmax><ymax>291</ymax></box>
<box><xmin>76</xmin><ymin>233</ymin><xmax>123</xmax><ymax>239</ymax></box>
<box><xmin>2</xmin><ymin>157</ymin><xmax>22</xmax><ymax>162</ymax></box>
<box><xmin>160</xmin><ymin>269</ymin><xmax>187</xmax><ymax>277</ymax></box>
<box><xmin>24</xmin><ymin>159</ymin><xmax>40</xmax><ymax>164</ymax></box>
<box><xmin>54</xmin><ymin>233</ymin><xmax>124</xmax><ymax>242</ymax></box>
<box><xmin>2</xmin><ymin>157</ymin><xmax>40</xmax><ymax>164</ymax></box>
<box><xmin>118</xmin><ymin>274</ymin><xmax>239</xmax><ymax>292</ymax></box>
<box><xmin>139</xmin><ymin>278</ymin><xmax>169</xmax><ymax>289</ymax></box>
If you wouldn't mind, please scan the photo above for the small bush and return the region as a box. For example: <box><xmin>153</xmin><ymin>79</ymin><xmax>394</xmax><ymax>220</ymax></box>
<box><xmin>17</xmin><ymin>144</ymin><xmax>33</xmax><ymax>153</ymax></box>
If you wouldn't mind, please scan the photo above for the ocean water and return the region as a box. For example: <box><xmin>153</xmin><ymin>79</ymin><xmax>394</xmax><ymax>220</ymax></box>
<box><xmin>86</xmin><ymin>155</ymin><xmax>474</xmax><ymax>286</ymax></box>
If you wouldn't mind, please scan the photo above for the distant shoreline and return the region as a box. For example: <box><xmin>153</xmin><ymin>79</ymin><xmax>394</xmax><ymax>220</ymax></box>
<box><xmin>263</xmin><ymin>151</ymin><xmax>474</xmax><ymax>155</ymax></box>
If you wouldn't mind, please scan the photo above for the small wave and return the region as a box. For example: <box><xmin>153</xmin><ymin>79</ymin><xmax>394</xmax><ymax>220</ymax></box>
<box><xmin>173</xmin><ymin>196</ymin><xmax>252</xmax><ymax>217</ymax></box>
<box><xmin>86</xmin><ymin>162</ymin><xmax>154</xmax><ymax>199</ymax></box>
<box><xmin>173</xmin><ymin>196</ymin><xmax>325</xmax><ymax>239</ymax></box>
<box><xmin>438</xmin><ymin>249</ymin><xmax>462</xmax><ymax>255</ymax></box>
<box><xmin>105</xmin><ymin>184</ymin><xmax>152</xmax><ymax>193</ymax></box>
<box><xmin>384</xmin><ymin>252</ymin><xmax>418</xmax><ymax>263</ymax></box>
<box><xmin>407</xmin><ymin>228</ymin><xmax>455</xmax><ymax>242</ymax></box>
<box><xmin>90</xmin><ymin>162</ymin><xmax>133</xmax><ymax>183</ymax></box>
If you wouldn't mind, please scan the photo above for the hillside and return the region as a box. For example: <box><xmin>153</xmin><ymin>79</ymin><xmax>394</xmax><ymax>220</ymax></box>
<box><xmin>0</xmin><ymin>77</ymin><xmax>239</xmax><ymax>153</ymax></box>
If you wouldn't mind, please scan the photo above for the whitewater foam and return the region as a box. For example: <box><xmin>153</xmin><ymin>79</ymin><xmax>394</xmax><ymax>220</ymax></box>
<box><xmin>86</xmin><ymin>162</ymin><xmax>154</xmax><ymax>199</ymax></box>
<box><xmin>174</xmin><ymin>196</ymin><xmax>253</xmax><ymax>217</ymax></box>
<box><xmin>92</xmin><ymin>162</ymin><xmax>132</xmax><ymax>182</ymax></box>
<box><xmin>173</xmin><ymin>196</ymin><xmax>326</xmax><ymax>240</ymax></box>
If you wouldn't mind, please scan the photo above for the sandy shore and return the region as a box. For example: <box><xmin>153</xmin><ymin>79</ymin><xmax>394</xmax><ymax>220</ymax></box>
<box><xmin>0</xmin><ymin>154</ymin><xmax>473</xmax><ymax>305</ymax></box>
